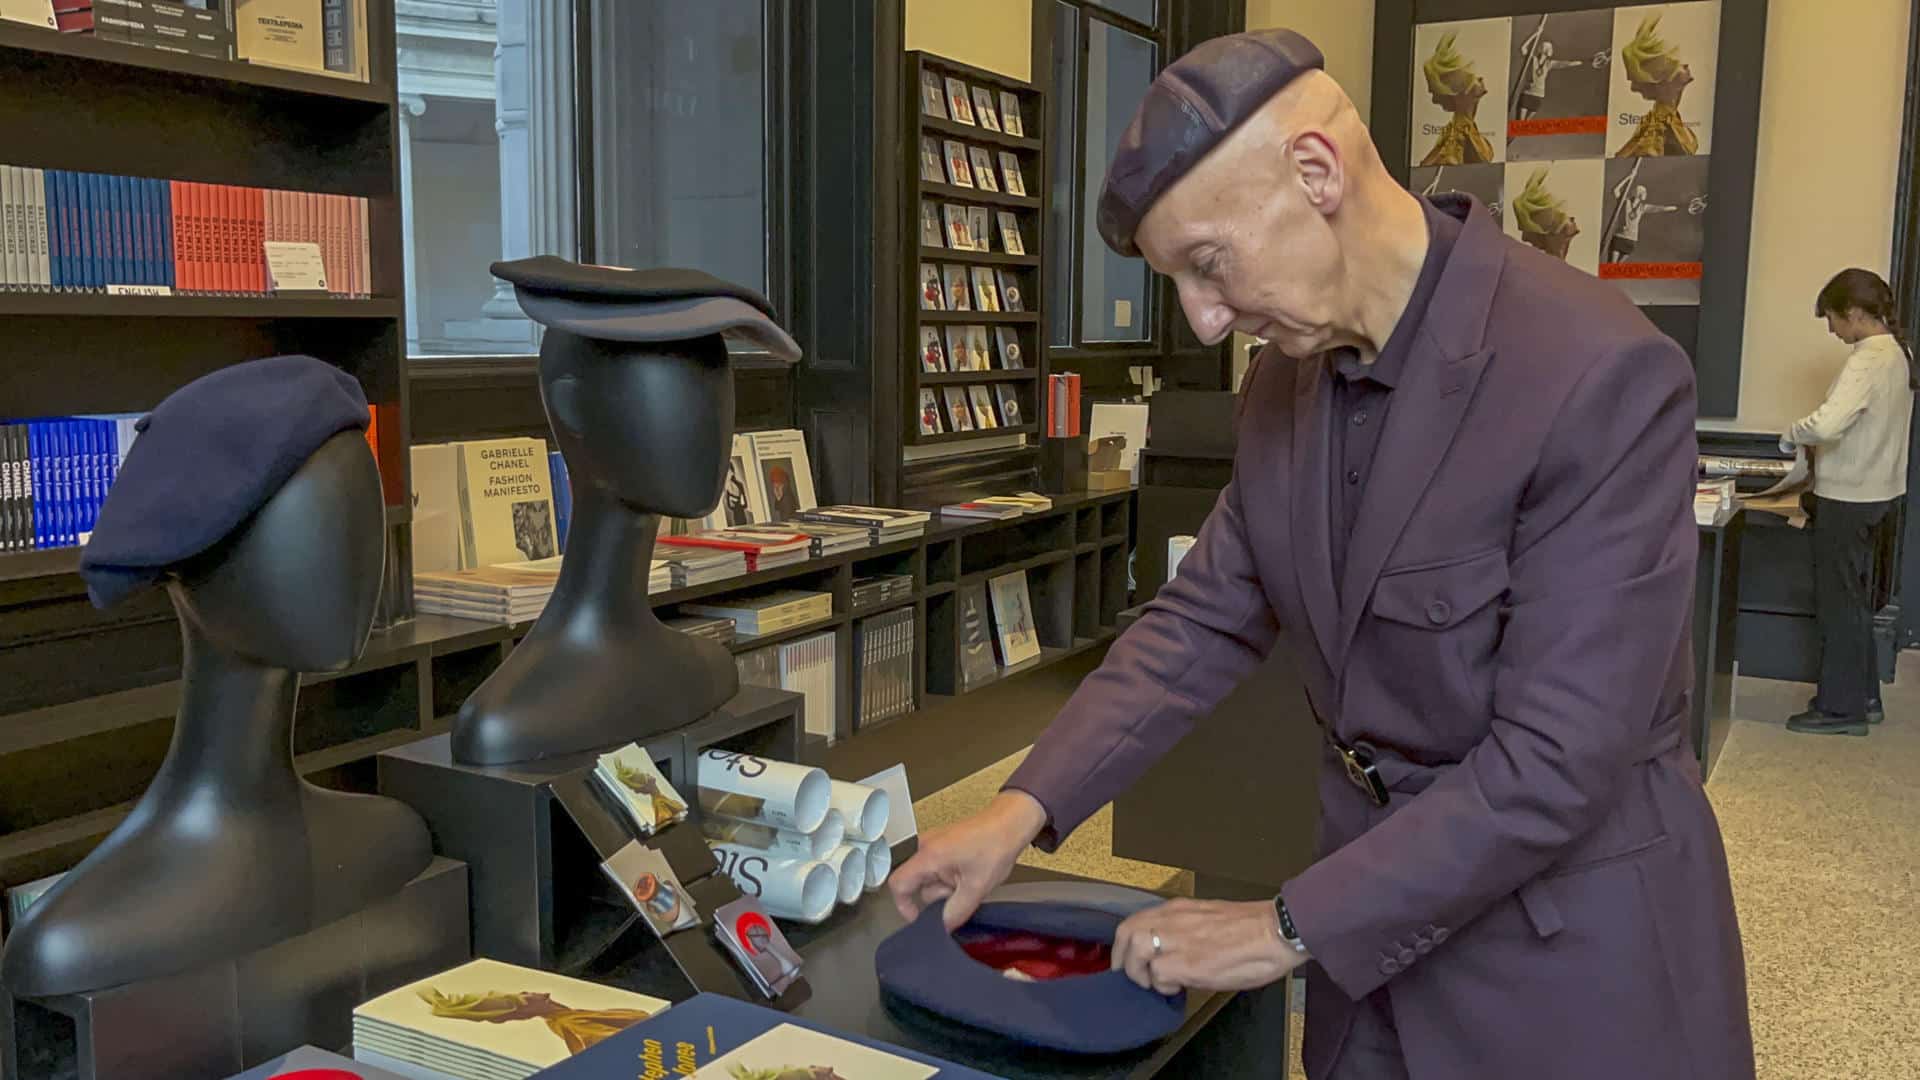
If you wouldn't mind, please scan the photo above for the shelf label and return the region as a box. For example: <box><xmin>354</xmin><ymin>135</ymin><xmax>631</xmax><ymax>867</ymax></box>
<box><xmin>266</xmin><ymin>241</ymin><xmax>328</xmax><ymax>293</ymax></box>
<box><xmin>105</xmin><ymin>284</ymin><xmax>175</xmax><ymax>297</ymax></box>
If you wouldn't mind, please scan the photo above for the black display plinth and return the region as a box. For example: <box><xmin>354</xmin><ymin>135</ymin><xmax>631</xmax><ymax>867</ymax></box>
<box><xmin>376</xmin><ymin>686</ymin><xmax>809</xmax><ymax>1008</ymax></box>
<box><xmin>1694</xmin><ymin>512</ymin><xmax>1744</xmax><ymax>780</ymax></box>
<box><xmin>1</xmin><ymin>857</ymin><xmax>469</xmax><ymax>1080</ymax></box>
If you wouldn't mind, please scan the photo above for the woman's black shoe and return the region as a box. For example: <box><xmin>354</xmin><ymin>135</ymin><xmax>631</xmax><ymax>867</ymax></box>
<box><xmin>1787</xmin><ymin>708</ymin><xmax>1871</xmax><ymax>736</ymax></box>
<box><xmin>1804</xmin><ymin>697</ymin><xmax>1883</xmax><ymax>724</ymax></box>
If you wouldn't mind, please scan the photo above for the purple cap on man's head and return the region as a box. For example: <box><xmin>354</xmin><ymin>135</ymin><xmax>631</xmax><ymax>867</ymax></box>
<box><xmin>1096</xmin><ymin>28</ymin><xmax>1325</xmax><ymax>257</ymax></box>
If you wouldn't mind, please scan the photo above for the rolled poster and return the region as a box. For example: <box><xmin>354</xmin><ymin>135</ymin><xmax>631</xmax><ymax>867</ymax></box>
<box><xmin>826</xmin><ymin>844</ymin><xmax>866</xmax><ymax>905</ymax></box>
<box><xmin>702</xmin><ymin>808</ymin><xmax>846</xmax><ymax>862</ymax></box>
<box><xmin>710</xmin><ymin>843</ymin><xmax>837</xmax><ymax>924</ymax></box>
<box><xmin>854</xmin><ymin>837</ymin><xmax>893</xmax><ymax>892</ymax></box>
<box><xmin>828</xmin><ymin>780</ymin><xmax>890</xmax><ymax>843</ymax></box>
<box><xmin>695</xmin><ymin>749</ymin><xmax>831</xmax><ymax>834</ymax></box>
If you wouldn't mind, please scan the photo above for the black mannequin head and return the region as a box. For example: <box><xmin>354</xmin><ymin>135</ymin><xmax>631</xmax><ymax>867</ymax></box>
<box><xmin>540</xmin><ymin>329</ymin><xmax>733</xmax><ymax>519</ymax></box>
<box><xmin>168</xmin><ymin>431</ymin><xmax>385</xmax><ymax>672</ymax></box>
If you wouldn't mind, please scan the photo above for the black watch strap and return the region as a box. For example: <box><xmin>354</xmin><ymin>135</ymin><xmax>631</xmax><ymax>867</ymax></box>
<box><xmin>1274</xmin><ymin>893</ymin><xmax>1306</xmax><ymax>953</ymax></box>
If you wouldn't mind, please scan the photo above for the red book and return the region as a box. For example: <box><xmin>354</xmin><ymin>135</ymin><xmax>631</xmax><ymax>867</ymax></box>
<box><xmin>252</xmin><ymin>187</ymin><xmax>266</xmax><ymax>294</ymax></box>
<box><xmin>328</xmin><ymin>194</ymin><xmax>343</xmax><ymax>296</ymax></box>
<box><xmin>167</xmin><ymin>180</ymin><xmax>186</xmax><ymax>290</ymax></box>
<box><xmin>228</xmin><ymin>184</ymin><xmax>243</xmax><ymax>295</ymax></box>
<box><xmin>335</xmin><ymin>194</ymin><xmax>350</xmax><ymax>297</ymax></box>
<box><xmin>658</xmin><ymin>531</ymin><xmax>811</xmax><ymax>573</ymax></box>
<box><xmin>180</xmin><ymin>183</ymin><xmax>197</xmax><ymax>293</ymax></box>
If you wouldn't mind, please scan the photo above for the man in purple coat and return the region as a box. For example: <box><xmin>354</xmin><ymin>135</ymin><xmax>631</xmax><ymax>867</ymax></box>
<box><xmin>891</xmin><ymin>29</ymin><xmax>1752</xmax><ymax>1080</ymax></box>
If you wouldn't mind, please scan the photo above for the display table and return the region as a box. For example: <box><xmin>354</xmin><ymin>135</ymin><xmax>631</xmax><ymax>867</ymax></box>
<box><xmin>590</xmin><ymin>863</ymin><xmax>1290</xmax><ymax>1080</ymax></box>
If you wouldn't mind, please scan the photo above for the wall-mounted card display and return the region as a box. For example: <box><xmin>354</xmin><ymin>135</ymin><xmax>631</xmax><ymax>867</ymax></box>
<box><xmin>1503</xmin><ymin>159</ymin><xmax>1604</xmax><ymax>275</ymax></box>
<box><xmin>943</xmin><ymin>265</ymin><xmax>972</xmax><ymax>310</ymax></box>
<box><xmin>920</xmin><ymin>200</ymin><xmax>943</xmax><ymax>247</ymax></box>
<box><xmin>1412</xmin><ymin>19</ymin><xmax>1511</xmax><ymax>167</ymax></box>
<box><xmin>945</xmin><ymin>76</ymin><xmax>976</xmax><ymax>125</ymax></box>
<box><xmin>972</xmin><ymin>86</ymin><xmax>1002</xmax><ymax>132</ymax></box>
<box><xmin>944</xmin><ymin>387</ymin><xmax>975</xmax><ymax>432</ymax></box>
<box><xmin>919</xmin><ymin>263</ymin><xmax>944</xmax><ymax>310</ymax></box>
<box><xmin>997</xmin><ymin>271</ymin><xmax>1024</xmax><ymax>312</ymax></box>
<box><xmin>1411</xmin><ymin>163</ymin><xmax>1506</xmax><ymax>224</ymax></box>
<box><xmin>999</xmin><ymin>91</ymin><xmax>1025</xmax><ymax>137</ymax></box>
<box><xmin>919</xmin><ymin>70</ymin><xmax>948</xmax><ymax>120</ymax></box>
<box><xmin>969</xmin><ymin>386</ymin><xmax>999</xmax><ymax>430</ymax></box>
<box><xmin>966</xmin><ymin>325</ymin><xmax>993</xmax><ymax>371</ymax></box>
<box><xmin>1608</xmin><ymin>3</ymin><xmax>1719</xmax><ymax>159</ymax></box>
<box><xmin>999</xmin><ymin>152</ymin><xmax>1028</xmax><ymax>196</ymax></box>
<box><xmin>1600</xmin><ymin>154</ymin><xmax>1708</xmax><ymax>303</ymax></box>
<box><xmin>970</xmin><ymin>147</ymin><xmax>1001</xmax><ymax>192</ymax></box>
<box><xmin>971</xmin><ymin>266</ymin><xmax>1001</xmax><ymax>312</ymax></box>
<box><xmin>945</xmin><ymin>326</ymin><xmax>973</xmax><ymax>371</ymax></box>
<box><xmin>995</xmin><ymin>385</ymin><xmax>1024</xmax><ymax>428</ymax></box>
<box><xmin>919</xmin><ymin>136</ymin><xmax>946</xmax><ymax>184</ymax></box>
<box><xmin>919</xmin><ymin>327</ymin><xmax>949</xmax><ymax>373</ymax></box>
<box><xmin>967</xmin><ymin>207</ymin><xmax>992</xmax><ymax>252</ymax></box>
<box><xmin>919</xmin><ymin>389</ymin><xmax>945</xmax><ymax>435</ymax></box>
<box><xmin>997</xmin><ymin>211</ymin><xmax>1026</xmax><ymax>255</ymax></box>
<box><xmin>1506</xmin><ymin>10</ymin><xmax>1613</xmax><ymax>161</ymax></box>
<box><xmin>996</xmin><ymin>326</ymin><xmax>1025</xmax><ymax>368</ymax></box>
<box><xmin>943</xmin><ymin>204</ymin><xmax>975</xmax><ymax>250</ymax></box>
<box><xmin>942</xmin><ymin>139</ymin><xmax>974</xmax><ymax>187</ymax></box>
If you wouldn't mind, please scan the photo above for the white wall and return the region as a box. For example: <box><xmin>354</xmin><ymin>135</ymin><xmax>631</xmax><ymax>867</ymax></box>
<box><xmin>1721</xmin><ymin>0</ymin><xmax>1911</xmax><ymax>432</ymax></box>
<box><xmin>1247</xmin><ymin>0</ymin><xmax>1377</xmax><ymax>122</ymax></box>
<box><xmin>904</xmin><ymin>0</ymin><xmax>1032</xmax><ymax>81</ymax></box>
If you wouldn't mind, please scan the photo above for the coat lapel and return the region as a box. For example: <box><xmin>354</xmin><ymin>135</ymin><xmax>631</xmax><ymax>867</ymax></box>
<box><xmin>1333</xmin><ymin>201</ymin><xmax>1506</xmax><ymax>661</ymax></box>
<box><xmin>1291</xmin><ymin>356</ymin><xmax>1340</xmax><ymax>676</ymax></box>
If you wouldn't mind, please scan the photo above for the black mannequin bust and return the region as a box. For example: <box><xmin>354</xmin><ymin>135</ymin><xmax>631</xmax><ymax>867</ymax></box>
<box><xmin>452</xmin><ymin>257</ymin><xmax>801</xmax><ymax>766</ymax></box>
<box><xmin>1</xmin><ymin>430</ymin><xmax>433</xmax><ymax>999</ymax></box>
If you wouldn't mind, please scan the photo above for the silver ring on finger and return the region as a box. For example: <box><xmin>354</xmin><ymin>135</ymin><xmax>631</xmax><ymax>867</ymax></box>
<box><xmin>1150</xmin><ymin>931</ymin><xmax>1163</xmax><ymax>956</ymax></box>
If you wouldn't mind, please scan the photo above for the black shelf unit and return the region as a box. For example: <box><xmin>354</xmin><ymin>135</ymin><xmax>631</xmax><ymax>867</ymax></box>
<box><xmin>903</xmin><ymin>51</ymin><xmax>1051</xmax><ymax>467</ymax></box>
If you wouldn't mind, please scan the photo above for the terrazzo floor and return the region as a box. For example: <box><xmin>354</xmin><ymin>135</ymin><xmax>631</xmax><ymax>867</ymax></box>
<box><xmin>910</xmin><ymin>656</ymin><xmax>1920</xmax><ymax>1080</ymax></box>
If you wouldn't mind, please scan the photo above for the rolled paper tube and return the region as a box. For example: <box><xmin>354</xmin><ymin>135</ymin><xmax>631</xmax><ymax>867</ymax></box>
<box><xmin>828</xmin><ymin>780</ymin><xmax>890</xmax><ymax>843</ymax></box>
<box><xmin>702</xmin><ymin>809</ymin><xmax>846</xmax><ymax>861</ymax></box>
<box><xmin>710</xmin><ymin>843</ymin><xmax>837</xmax><ymax>924</ymax></box>
<box><xmin>855</xmin><ymin>837</ymin><xmax>893</xmax><ymax>892</ymax></box>
<box><xmin>695</xmin><ymin>749</ymin><xmax>831</xmax><ymax>834</ymax></box>
<box><xmin>827</xmin><ymin>844</ymin><xmax>866</xmax><ymax>905</ymax></box>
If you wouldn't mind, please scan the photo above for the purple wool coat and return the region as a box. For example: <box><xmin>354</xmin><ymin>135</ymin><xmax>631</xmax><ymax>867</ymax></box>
<box><xmin>1006</xmin><ymin>196</ymin><xmax>1754</xmax><ymax>1079</ymax></box>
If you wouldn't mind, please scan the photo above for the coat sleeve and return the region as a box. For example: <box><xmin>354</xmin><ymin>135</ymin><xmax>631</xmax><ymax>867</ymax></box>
<box><xmin>1281</xmin><ymin>332</ymin><xmax>1698</xmax><ymax>1002</ymax></box>
<box><xmin>1788</xmin><ymin>355</ymin><xmax>1873</xmax><ymax>446</ymax></box>
<box><xmin>1002</xmin><ymin>453</ymin><xmax>1280</xmax><ymax>851</ymax></box>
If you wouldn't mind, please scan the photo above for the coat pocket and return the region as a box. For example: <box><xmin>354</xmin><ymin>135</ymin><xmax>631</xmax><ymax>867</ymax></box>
<box><xmin>1371</xmin><ymin>546</ymin><xmax>1510</xmax><ymax>630</ymax></box>
<box><xmin>1517</xmin><ymin>832</ymin><xmax>1674</xmax><ymax>939</ymax></box>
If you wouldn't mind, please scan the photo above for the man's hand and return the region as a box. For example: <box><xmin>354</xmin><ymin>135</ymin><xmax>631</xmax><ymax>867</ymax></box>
<box><xmin>889</xmin><ymin>790</ymin><xmax>1048</xmax><ymax>930</ymax></box>
<box><xmin>1111</xmin><ymin>898</ymin><xmax>1308</xmax><ymax>995</ymax></box>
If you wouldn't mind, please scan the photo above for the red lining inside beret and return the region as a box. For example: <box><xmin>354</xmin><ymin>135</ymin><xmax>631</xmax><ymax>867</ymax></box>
<box><xmin>955</xmin><ymin>927</ymin><xmax>1113</xmax><ymax>981</ymax></box>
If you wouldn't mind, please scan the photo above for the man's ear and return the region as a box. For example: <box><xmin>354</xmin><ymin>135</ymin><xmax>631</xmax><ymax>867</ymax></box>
<box><xmin>1292</xmin><ymin>132</ymin><xmax>1343</xmax><ymax>216</ymax></box>
<box><xmin>545</xmin><ymin>374</ymin><xmax>586</xmax><ymax>436</ymax></box>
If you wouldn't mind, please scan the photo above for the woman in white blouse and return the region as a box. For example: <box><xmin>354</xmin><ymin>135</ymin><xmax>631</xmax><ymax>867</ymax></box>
<box><xmin>1783</xmin><ymin>269</ymin><xmax>1916</xmax><ymax>735</ymax></box>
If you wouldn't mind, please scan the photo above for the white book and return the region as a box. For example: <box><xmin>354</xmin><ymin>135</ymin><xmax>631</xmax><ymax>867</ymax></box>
<box><xmin>745</xmin><ymin>428</ymin><xmax>818</xmax><ymax>519</ymax></box>
<box><xmin>456</xmin><ymin>437</ymin><xmax>559</xmax><ymax>567</ymax></box>
<box><xmin>988</xmin><ymin>569</ymin><xmax>1042</xmax><ymax>667</ymax></box>
<box><xmin>1090</xmin><ymin>402</ymin><xmax>1152</xmax><ymax>482</ymax></box>
<box><xmin>703</xmin><ymin>432</ymin><xmax>770</xmax><ymax>530</ymax></box>
<box><xmin>779</xmin><ymin>630</ymin><xmax>838</xmax><ymax>743</ymax></box>
<box><xmin>409</xmin><ymin>443</ymin><xmax>465</xmax><ymax>573</ymax></box>
<box><xmin>1</xmin><ymin>165</ymin><xmax>17</xmax><ymax>291</ymax></box>
<box><xmin>29</xmin><ymin>167</ymin><xmax>49</xmax><ymax>290</ymax></box>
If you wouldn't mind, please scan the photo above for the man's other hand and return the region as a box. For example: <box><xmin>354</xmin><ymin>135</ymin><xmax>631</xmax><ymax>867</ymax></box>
<box><xmin>889</xmin><ymin>790</ymin><xmax>1048</xmax><ymax>930</ymax></box>
<box><xmin>1112</xmin><ymin>898</ymin><xmax>1309</xmax><ymax>995</ymax></box>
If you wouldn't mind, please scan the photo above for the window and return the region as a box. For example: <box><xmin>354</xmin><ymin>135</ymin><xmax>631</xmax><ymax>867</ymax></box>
<box><xmin>394</xmin><ymin>0</ymin><xmax>779</xmax><ymax>359</ymax></box>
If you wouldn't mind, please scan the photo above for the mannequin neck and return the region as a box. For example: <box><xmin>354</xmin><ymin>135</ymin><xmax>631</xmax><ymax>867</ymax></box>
<box><xmin>153</xmin><ymin>613</ymin><xmax>301</xmax><ymax>803</ymax></box>
<box><xmin>544</xmin><ymin>483</ymin><xmax>667</xmax><ymax>629</ymax></box>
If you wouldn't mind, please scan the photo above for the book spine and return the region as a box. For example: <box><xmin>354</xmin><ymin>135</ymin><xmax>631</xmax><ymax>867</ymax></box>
<box><xmin>2</xmin><ymin>165</ymin><xmax>18</xmax><ymax>292</ymax></box>
<box><xmin>43</xmin><ymin>171</ymin><xmax>63</xmax><ymax>292</ymax></box>
<box><xmin>73</xmin><ymin>172</ymin><xmax>91</xmax><ymax>292</ymax></box>
<box><xmin>143</xmin><ymin>177</ymin><xmax>161</xmax><ymax>287</ymax></box>
<box><xmin>357</xmin><ymin>195</ymin><xmax>369</xmax><ymax>298</ymax></box>
<box><xmin>25</xmin><ymin>421</ymin><xmax>41</xmax><ymax>549</ymax></box>
<box><xmin>157</xmin><ymin>178</ymin><xmax>175</xmax><ymax>289</ymax></box>
<box><xmin>173</xmin><ymin>180</ymin><xmax>192</xmax><ymax>293</ymax></box>
<box><xmin>27</xmin><ymin>166</ymin><xmax>43</xmax><ymax>291</ymax></box>
<box><xmin>330</xmin><ymin>193</ymin><xmax>345</xmax><ymax>297</ymax></box>
<box><xmin>251</xmin><ymin>186</ymin><xmax>265</xmax><ymax>294</ymax></box>
<box><xmin>121</xmin><ymin>174</ymin><xmax>141</xmax><ymax>286</ymax></box>
<box><xmin>1</xmin><ymin>424</ymin><xmax>15</xmax><ymax>553</ymax></box>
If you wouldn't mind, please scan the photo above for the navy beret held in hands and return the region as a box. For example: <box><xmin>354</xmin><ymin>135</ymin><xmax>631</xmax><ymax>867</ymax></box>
<box><xmin>1097</xmin><ymin>28</ymin><xmax>1325</xmax><ymax>257</ymax></box>
<box><xmin>875</xmin><ymin>899</ymin><xmax>1186</xmax><ymax>1054</ymax></box>
<box><xmin>79</xmin><ymin>355</ymin><xmax>370</xmax><ymax>610</ymax></box>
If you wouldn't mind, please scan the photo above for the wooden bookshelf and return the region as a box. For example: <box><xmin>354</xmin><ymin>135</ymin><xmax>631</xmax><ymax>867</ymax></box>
<box><xmin>0</xmin><ymin>19</ymin><xmax>393</xmax><ymax>105</ymax></box>
<box><xmin>903</xmin><ymin>52</ymin><xmax>1050</xmax><ymax>456</ymax></box>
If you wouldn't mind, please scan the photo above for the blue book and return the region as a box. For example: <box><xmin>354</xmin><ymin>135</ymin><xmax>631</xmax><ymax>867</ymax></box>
<box><xmin>56</xmin><ymin>420</ymin><xmax>76</xmax><ymax>546</ymax></box>
<box><xmin>147</xmin><ymin>178</ymin><xmax>166</xmax><ymax>287</ymax></box>
<box><xmin>121</xmin><ymin>176</ymin><xmax>141</xmax><ymax>286</ymax></box>
<box><xmin>548</xmin><ymin>450</ymin><xmax>572</xmax><ymax>554</ymax></box>
<box><xmin>90</xmin><ymin>172</ymin><xmax>109</xmax><ymax>291</ymax></box>
<box><xmin>53</xmin><ymin>171</ymin><xmax>75</xmax><ymax>292</ymax></box>
<box><xmin>75</xmin><ymin>173</ymin><xmax>95</xmax><ymax>291</ymax></box>
<box><xmin>114</xmin><ymin>175</ymin><xmax>133</xmax><ymax>287</ymax></box>
<box><xmin>26</xmin><ymin>420</ymin><xmax>43</xmax><ymax>549</ymax></box>
<box><xmin>45</xmin><ymin>171</ymin><xmax>66</xmax><ymax>291</ymax></box>
<box><xmin>157</xmin><ymin>179</ymin><xmax>175</xmax><ymax>288</ymax></box>
<box><xmin>528</xmin><ymin>993</ymin><xmax>1000</xmax><ymax>1080</ymax></box>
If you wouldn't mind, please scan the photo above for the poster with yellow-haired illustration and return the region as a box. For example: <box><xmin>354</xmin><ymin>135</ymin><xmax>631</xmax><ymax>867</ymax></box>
<box><xmin>1608</xmin><ymin>2</ymin><xmax>1720</xmax><ymax>157</ymax></box>
<box><xmin>1502</xmin><ymin>159</ymin><xmax>1606</xmax><ymax>276</ymax></box>
<box><xmin>1410</xmin><ymin>18</ymin><xmax>1512</xmax><ymax>168</ymax></box>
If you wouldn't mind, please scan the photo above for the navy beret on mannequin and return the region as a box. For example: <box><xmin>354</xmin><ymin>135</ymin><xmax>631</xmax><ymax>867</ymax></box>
<box><xmin>1096</xmin><ymin>28</ymin><xmax>1325</xmax><ymax>257</ymax></box>
<box><xmin>78</xmin><ymin>355</ymin><xmax>370</xmax><ymax>610</ymax></box>
<box><xmin>875</xmin><ymin>900</ymin><xmax>1186</xmax><ymax>1054</ymax></box>
<box><xmin>490</xmin><ymin>256</ymin><xmax>802</xmax><ymax>361</ymax></box>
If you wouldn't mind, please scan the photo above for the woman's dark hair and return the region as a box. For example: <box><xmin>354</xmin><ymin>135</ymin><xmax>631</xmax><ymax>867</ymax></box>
<box><xmin>1816</xmin><ymin>268</ymin><xmax>1918</xmax><ymax>389</ymax></box>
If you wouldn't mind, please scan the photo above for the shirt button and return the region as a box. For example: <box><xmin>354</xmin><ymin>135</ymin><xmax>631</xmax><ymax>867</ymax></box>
<box><xmin>1352</xmin><ymin>410</ymin><xmax>1368</xmax><ymax>426</ymax></box>
<box><xmin>1346</xmin><ymin>469</ymin><xmax>1361</xmax><ymax>485</ymax></box>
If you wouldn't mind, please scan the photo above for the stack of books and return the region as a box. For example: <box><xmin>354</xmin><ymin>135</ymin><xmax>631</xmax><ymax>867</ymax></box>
<box><xmin>773</xmin><ymin>520</ymin><xmax>871</xmax><ymax>557</ymax></box>
<box><xmin>414</xmin><ymin>562</ymin><xmax>559</xmax><ymax>625</ymax></box>
<box><xmin>1695</xmin><ymin>478</ymin><xmax>1737</xmax><ymax>526</ymax></box>
<box><xmin>655</xmin><ymin>547</ymin><xmax>747</xmax><ymax>588</ymax></box>
<box><xmin>854</xmin><ymin>606</ymin><xmax>916</xmax><ymax>731</ymax></box>
<box><xmin>351</xmin><ymin>958</ymin><xmax>671</xmax><ymax>1080</ymax></box>
<box><xmin>663</xmin><ymin>613</ymin><xmax>736</xmax><ymax>648</ymax></box>
<box><xmin>91</xmin><ymin>0</ymin><xmax>236</xmax><ymax>59</ymax></box>
<box><xmin>660</xmin><ymin>529</ymin><xmax>811</xmax><ymax>573</ymax></box>
<box><xmin>648</xmin><ymin>559</ymin><xmax>672</xmax><ymax>594</ymax></box>
<box><xmin>684</xmin><ymin>589</ymin><xmax>833</xmax><ymax>640</ymax></box>
<box><xmin>940</xmin><ymin>500</ymin><xmax>1023</xmax><ymax>521</ymax></box>
<box><xmin>852</xmin><ymin>574</ymin><xmax>914</xmax><ymax>610</ymax></box>
<box><xmin>798</xmin><ymin>505</ymin><xmax>933</xmax><ymax>544</ymax></box>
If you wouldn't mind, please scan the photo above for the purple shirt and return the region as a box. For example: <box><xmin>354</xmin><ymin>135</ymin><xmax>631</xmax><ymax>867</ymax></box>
<box><xmin>1328</xmin><ymin>199</ymin><xmax>1462</xmax><ymax>593</ymax></box>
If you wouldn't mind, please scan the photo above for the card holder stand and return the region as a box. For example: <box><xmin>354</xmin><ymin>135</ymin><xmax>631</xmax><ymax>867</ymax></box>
<box><xmin>1</xmin><ymin>858</ymin><xmax>471</xmax><ymax>1080</ymax></box>
<box><xmin>376</xmin><ymin>685</ymin><xmax>811</xmax><ymax>1010</ymax></box>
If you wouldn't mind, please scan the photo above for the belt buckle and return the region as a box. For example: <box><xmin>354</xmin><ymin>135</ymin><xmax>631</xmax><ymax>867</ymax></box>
<box><xmin>1339</xmin><ymin>742</ymin><xmax>1391</xmax><ymax>808</ymax></box>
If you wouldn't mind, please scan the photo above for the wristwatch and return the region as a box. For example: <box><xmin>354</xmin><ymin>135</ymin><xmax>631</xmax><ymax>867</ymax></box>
<box><xmin>1273</xmin><ymin>893</ymin><xmax>1308</xmax><ymax>955</ymax></box>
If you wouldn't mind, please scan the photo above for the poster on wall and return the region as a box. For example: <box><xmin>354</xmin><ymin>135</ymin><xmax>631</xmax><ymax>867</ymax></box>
<box><xmin>1506</xmin><ymin>10</ymin><xmax>1614</xmax><ymax>160</ymax></box>
<box><xmin>1608</xmin><ymin>2</ymin><xmax>1721</xmax><ymax>158</ymax></box>
<box><xmin>1599</xmin><ymin>154</ymin><xmax>1710</xmax><ymax>303</ymax></box>
<box><xmin>1503</xmin><ymin>159</ymin><xmax>1605</xmax><ymax>276</ymax></box>
<box><xmin>1410</xmin><ymin>163</ymin><xmax>1505</xmax><ymax>223</ymax></box>
<box><xmin>1410</xmin><ymin>18</ymin><xmax>1512</xmax><ymax>168</ymax></box>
